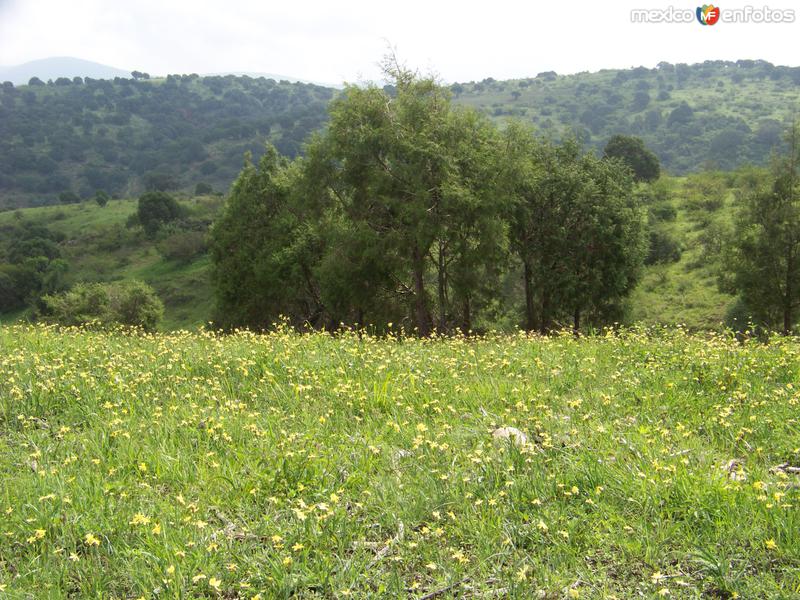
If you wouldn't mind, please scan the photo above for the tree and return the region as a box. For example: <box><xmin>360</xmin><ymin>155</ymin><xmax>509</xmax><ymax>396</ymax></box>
<box><xmin>210</xmin><ymin>146</ymin><xmax>323</xmax><ymax>329</ymax></box>
<box><xmin>28</xmin><ymin>77</ymin><xmax>44</xmax><ymax>86</ymax></box>
<box><xmin>304</xmin><ymin>58</ymin><xmax>505</xmax><ymax>334</ymax></box>
<box><xmin>59</xmin><ymin>191</ymin><xmax>81</xmax><ymax>204</ymax></box>
<box><xmin>724</xmin><ymin>122</ymin><xmax>800</xmax><ymax>334</ymax></box>
<box><xmin>137</xmin><ymin>191</ymin><xmax>183</xmax><ymax>237</ymax></box>
<box><xmin>94</xmin><ymin>190</ymin><xmax>110</xmax><ymax>207</ymax></box>
<box><xmin>194</xmin><ymin>182</ymin><xmax>213</xmax><ymax>195</ymax></box>
<box><xmin>603</xmin><ymin>135</ymin><xmax>660</xmax><ymax>183</ymax></box>
<box><xmin>503</xmin><ymin>124</ymin><xmax>645</xmax><ymax>333</ymax></box>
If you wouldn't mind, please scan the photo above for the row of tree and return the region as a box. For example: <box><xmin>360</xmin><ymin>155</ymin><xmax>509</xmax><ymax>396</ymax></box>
<box><xmin>210</xmin><ymin>62</ymin><xmax>647</xmax><ymax>334</ymax></box>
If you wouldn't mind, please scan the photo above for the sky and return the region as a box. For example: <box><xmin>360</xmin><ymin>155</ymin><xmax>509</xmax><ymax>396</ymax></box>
<box><xmin>1</xmin><ymin>0</ymin><xmax>799</xmax><ymax>84</ymax></box>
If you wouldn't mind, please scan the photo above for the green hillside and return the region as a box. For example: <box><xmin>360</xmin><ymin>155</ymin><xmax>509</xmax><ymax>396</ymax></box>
<box><xmin>0</xmin><ymin>74</ymin><xmax>333</xmax><ymax>209</ymax></box>
<box><xmin>0</xmin><ymin>167</ymin><xmax>754</xmax><ymax>331</ymax></box>
<box><xmin>0</xmin><ymin>196</ymin><xmax>221</xmax><ymax>330</ymax></box>
<box><xmin>1</xmin><ymin>60</ymin><xmax>799</xmax><ymax>210</ymax></box>
<box><xmin>453</xmin><ymin>60</ymin><xmax>800</xmax><ymax>174</ymax></box>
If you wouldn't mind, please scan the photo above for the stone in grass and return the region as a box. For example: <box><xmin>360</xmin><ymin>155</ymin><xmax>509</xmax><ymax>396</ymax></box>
<box><xmin>492</xmin><ymin>426</ymin><xmax>528</xmax><ymax>445</ymax></box>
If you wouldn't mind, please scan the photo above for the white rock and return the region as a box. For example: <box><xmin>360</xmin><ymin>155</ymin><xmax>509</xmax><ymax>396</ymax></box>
<box><xmin>492</xmin><ymin>426</ymin><xmax>528</xmax><ymax>445</ymax></box>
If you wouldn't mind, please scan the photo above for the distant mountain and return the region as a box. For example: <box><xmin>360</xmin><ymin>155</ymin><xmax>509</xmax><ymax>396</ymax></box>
<box><xmin>0</xmin><ymin>57</ymin><xmax>132</xmax><ymax>85</ymax></box>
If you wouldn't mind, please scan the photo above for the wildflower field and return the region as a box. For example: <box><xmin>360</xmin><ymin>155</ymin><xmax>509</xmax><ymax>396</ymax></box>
<box><xmin>1</xmin><ymin>326</ymin><xmax>800</xmax><ymax>599</ymax></box>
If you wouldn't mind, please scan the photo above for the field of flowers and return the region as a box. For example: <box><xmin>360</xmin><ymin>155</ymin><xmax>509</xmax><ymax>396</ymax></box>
<box><xmin>1</xmin><ymin>325</ymin><xmax>799</xmax><ymax>599</ymax></box>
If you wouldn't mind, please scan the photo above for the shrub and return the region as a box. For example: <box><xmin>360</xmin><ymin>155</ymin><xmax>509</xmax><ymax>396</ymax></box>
<box><xmin>40</xmin><ymin>280</ymin><xmax>163</xmax><ymax>331</ymax></box>
<box><xmin>645</xmin><ymin>230</ymin><xmax>682</xmax><ymax>265</ymax></box>
<box><xmin>157</xmin><ymin>231</ymin><xmax>207</xmax><ymax>263</ymax></box>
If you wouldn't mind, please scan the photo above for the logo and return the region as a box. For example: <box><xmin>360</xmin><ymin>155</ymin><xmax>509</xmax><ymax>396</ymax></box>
<box><xmin>697</xmin><ymin>4</ymin><xmax>721</xmax><ymax>24</ymax></box>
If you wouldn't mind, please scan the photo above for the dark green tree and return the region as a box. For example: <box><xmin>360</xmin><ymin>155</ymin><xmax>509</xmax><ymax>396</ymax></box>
<box><xmin>137</xmin><ymin>191</ymin><xmax>183</xmax><ymax>237</ymax></box>
<box><xmin>724</xmin><ymin>122</ymin><xmax>800</xmax><ymax>334</ymax></box>
<box><xmin>603</xmin><ymin>135</ymin><xmax>661</xmax><ymax>183</ymax></box>
<box><xmin>210</xmin><ymin>147</ymin><xmax>323</xmax><ymax>329</ymax></box>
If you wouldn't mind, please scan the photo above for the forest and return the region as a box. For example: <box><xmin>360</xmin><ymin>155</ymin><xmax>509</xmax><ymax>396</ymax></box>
<box><xmin>1</xmin><ymin>59</ymin><xmax>799</xmax><ymax>210</ymax></box>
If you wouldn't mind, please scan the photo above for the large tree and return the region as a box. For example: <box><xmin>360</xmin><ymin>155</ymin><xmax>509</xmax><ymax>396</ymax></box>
<box><xmin>306</xmin><ymin>58</ymin><xmax>504</xmax><ymax>334</ymax></box>
<box><xmin>209</xmin><ymin>146</ymin><xmax>323</xmax><ymax>329</ymax></box>
<box><xmin>725</xmin><ymin>122</ymin><xmax>800</xmax><ymax>334</ymax></box>
<box><xmin>503</xmin><ymin>123</ymin><xmax>645</xmax><ymax>333</ymax></box>
<box><xmin>603</xmin><ymin>134</ymin><xmax>661</xmax><ymax>183</ymax></box>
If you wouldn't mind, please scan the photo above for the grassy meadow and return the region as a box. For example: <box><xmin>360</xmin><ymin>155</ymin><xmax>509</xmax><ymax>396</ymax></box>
<box><xmin>1</xmin><ymin>325</ymin><xmax>799</xmax><ymax>598</ymax></box>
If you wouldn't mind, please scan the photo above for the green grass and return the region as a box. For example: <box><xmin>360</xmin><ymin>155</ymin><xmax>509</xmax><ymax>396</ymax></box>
<box><xmin>1</xmin><ymin>325</ymin><xmax>799</xmax><ymax>598</ymax></box>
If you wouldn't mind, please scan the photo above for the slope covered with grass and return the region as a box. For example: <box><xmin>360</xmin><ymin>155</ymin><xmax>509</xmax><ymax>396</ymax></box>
<box><xmin>0</xmin><ymin>196</ymin><xmax>220</xmax><ymax>330</ymax></box>
<box><xmin>1</xmin><ymin>326</ymin><xmax>798</xmax><ymax>597</ymax></box>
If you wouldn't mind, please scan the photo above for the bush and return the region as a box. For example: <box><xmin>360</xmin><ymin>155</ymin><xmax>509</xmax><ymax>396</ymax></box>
<box><xmin>194</xmin><ymin>182</ymin><xmax>213</xmax><ymax>195</ymax></box>
<box><xmin>645</xmin><ymin>230</ymin><xmax>682</xmax><ymax>265</ymax></box>
<box><xmin>137</xmin><ymin>192</ymin><xmax>183</xmax><ymax>237</ymax></box>
<box><xmin>40</xmin><ymin>280</ymin><xmax>164</xmax><ymax>331</ymax></box>
<box><xmin>157</xmin><ymin>231</ymin><xmax>207</xmax><ymax>263</ymax></box>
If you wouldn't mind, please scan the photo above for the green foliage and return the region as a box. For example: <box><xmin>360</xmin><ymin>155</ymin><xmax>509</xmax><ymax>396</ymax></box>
<box><xmin>40</xmin><ymin>280</ymin><xmax>163</xmax><ymax>330</ymax></box>
<box><xmin>210</xmin><ymin>146</ymin><xmax>318</xmax><ymax>329</ymax></box>
<box><xmin>94</xmin><ymin>190</ymin><xmax>110</xmax><ymax>207</ymax></box>
<box><xmin>724</xmin><ymin>123</ymin><xmax>800</xmax><ymax>333</ymax></box>
<box><xmin>59</xmin><ymin>191</ymin><xmax>80</xmax><ymax>205</ymax></box>
<box><xmin>0</xmin><ymin>73</ymin><xmax>334</xmax><ymax>209</ymax></box>
<box><xmin>502</xmin><ymin>123</ymin><xmax>646</xmax><ymax>332</ymax></box>
<box><xmin>157</xmin><ymin>230</ymin><xmax>208</xmax><ymax>263</ymax></box>
<box><xmin>136</xmin><ymin>191</ymin><xmax>183</xmax><ymax>237</ymax></box>
<box><xmin>194</xmin><ymin>182</ymin><xmax>213</xmax><ymax>195</ymax></box>
<box><xmin>453</xmin><ymin>60</ymin><xmax>799</xmax><ymax>175</ymax></box>
<box><xmin>603</xmin><ymin>134</ymin><xmax>660</xmax><ymax>182</ymax></box>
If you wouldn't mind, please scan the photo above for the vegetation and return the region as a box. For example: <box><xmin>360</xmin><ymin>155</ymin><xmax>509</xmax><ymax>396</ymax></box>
<box><xmin>0</xmin><ymin>195</ymin><xmax>222</xmax><ymax>330</ymax></box>
<box><xmin>723</xmin><ymin>123</ymin><xmax>800</xmax><ymax>334</ymax></box>
<box><xmin>210</xmin><ymin>65</ymin><xmax>646</xmax><ymax>334</ymax></box>
<box><xmin>39</xmin><ymin>280</ymin><xmax>164</xmax><ymax>330</ymax></box>
<box><xmin>453</xmin><ymin>60</ymin><xmax>800</xmax><ymax>174</ymax></box>
<box><xmin>0</xmin><ymin>73</ymin><xmax>334</xmax><ymax>209</ymax></box>
<box><xmin>2</xmin><ymin>326</ymin><xmax>800</xmax><ymax>598</ymax></box>
<box><xmin>2</xmin><ymin>60</ymin><xmax>800</xmax><ymax>210</ymax></box>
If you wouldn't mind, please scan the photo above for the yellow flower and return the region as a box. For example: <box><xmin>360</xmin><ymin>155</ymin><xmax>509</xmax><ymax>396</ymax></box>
<box><xmin>657</xmin><ymin>589</ymin><xmax>671</xmax><ymax>597</ymax></box>
<box><xmin>129</xmin><ymin>513</ymin><xmax>151</xmax><ymax>526</ymax></box>
<box><xmin>151</xmin><ymin>523</ymin><xmax>161</xmax><ymax>535</ymax></box>
<box><xmin>209</xmin><ymin>577</ymin><xmax>222</xmax><ymax>590</ymax></box>
<box><xmin>291</xmin><ymin>543</ymin><xmax>304</xmax><ymax>551</ymax></box>
<box><xmin>84</xmin><ymin>533</ymin><xmax>101</xmax><ymax>546</ymax></box>
<box><xmin>166</xmin><ymin>565</ymin><xmax>175</xmax><ymax>575</ymax></box>
<box><xmin>765</xmin><ymin>538</ymin><xmax>778</xmax><ymax>550</ymax></box>
<box><xmin>651</xmin><ymin>571</ymin><xmax>664</xmax><ymax>583</ymax></box>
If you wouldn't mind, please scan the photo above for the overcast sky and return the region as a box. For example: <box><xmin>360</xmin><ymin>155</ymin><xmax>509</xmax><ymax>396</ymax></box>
<box><xmin>1</xmin><ymin>0</ymin><xmax>798</xmax><ymax>84</ymax></box>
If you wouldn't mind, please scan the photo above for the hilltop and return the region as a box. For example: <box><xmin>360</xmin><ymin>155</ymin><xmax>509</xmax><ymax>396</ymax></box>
<box><xmin>1</xmin><ymin>59</ymin><xmax>798</xmax><ymax>210</ymax></box>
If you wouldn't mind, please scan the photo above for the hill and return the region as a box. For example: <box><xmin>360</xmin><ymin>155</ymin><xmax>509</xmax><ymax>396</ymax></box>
<box><xmin>1</xmin><ymin>59</ymin><xmax>798</xmax><ymax>210</ymax></box>
<box><xmin>0</xmin><ymin>195</ymin><xmax>221</xmax><ymax>330</ymax></box>
<box><xmin>0</xmin><ymin>74</ymin><xmax>334</xmax><ymax>210</ymax></box>
<box><xmin>0</xmin><ymin>57</ymin><xmax>132</xmax><ymax>86</ymax></box>
<box><xmin>454</xmin><ymin>60</ymin><xmax>800</xmax><ymax>174</ymax></box>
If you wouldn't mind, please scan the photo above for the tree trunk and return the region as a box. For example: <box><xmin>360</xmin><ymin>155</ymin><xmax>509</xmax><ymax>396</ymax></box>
<box><xmin>412</xmin><ymin>245</ymin><xmax>431</xmax><ymax>337</ymax></box>
<box><xmin>462</xmin><ymin>297</ymin><xmax>471</xmax><ymax>335</ymax></box>
<box><xmin>785</xmin><ymin>250</ymin><xmax>794</xmax><ymax>335</ymax></box>
<box><xmin>573</xmin><ymin>307</ymin><xmax>581</xmax><ymax>337</ymax></box>
<box><xmin>524</xmin><ymin>260</ymin><xmax>535</xmax><ymax>332</ymax></box>
<box><xmin>437</xmin><ymin>240</ymin><xmax>447</xmax><ymax>333</ymax></box>
<box><xmin>539</xmin><ymin>292</ymin><xmax>550</xmax><ymax>335</ymax></box>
